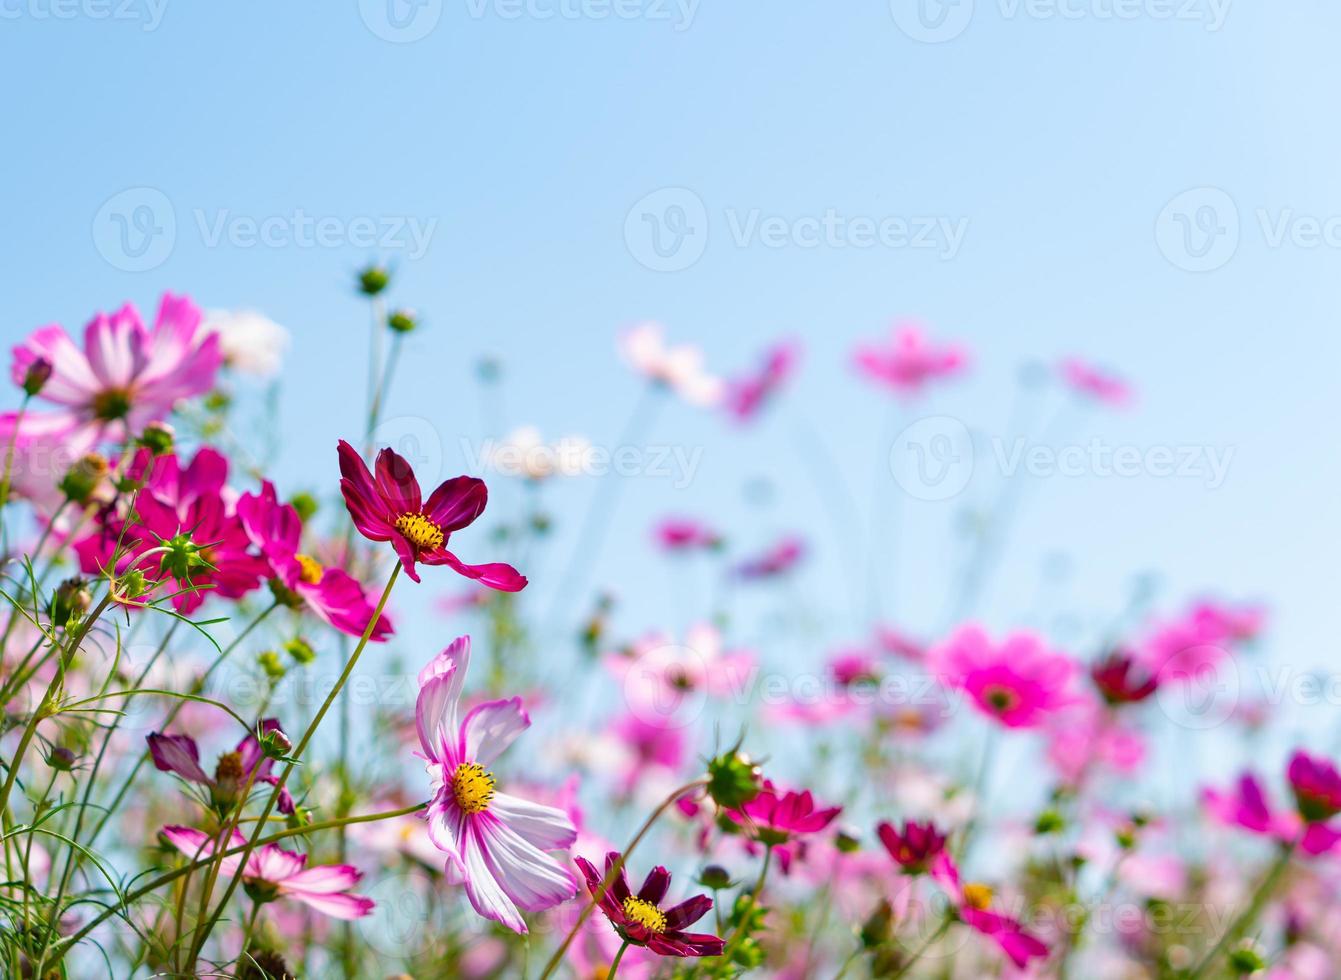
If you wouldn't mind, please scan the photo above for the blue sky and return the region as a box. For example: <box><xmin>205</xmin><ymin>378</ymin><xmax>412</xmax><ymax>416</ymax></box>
<box><xmin>4</xmin><ymin>1</ymin><xmax>1340</xmax><ymax>763</ymax></box>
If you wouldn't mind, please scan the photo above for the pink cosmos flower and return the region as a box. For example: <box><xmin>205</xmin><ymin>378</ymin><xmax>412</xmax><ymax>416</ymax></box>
<box><xmin>873</xmin><ymin>624</ymin><xmax>927</xmax><ymax>662</ymax></box>
<box><xmin>5</xmin><ymin>293</ymin><xmax>221</xmax><ymax>445</ymax></box>
<box><xmin>1058</xmin><ymin>357</ymin><xmax>1133</xmax><ymax>408</ymax></box>
<box><xmin>608</xmin><ymin>711</ymin><xmax>689</xmax><ymax>797</ymax></box>
<box><xmin>1140</xmin><ymin>598</ymin><xmax>1265</xmax><ymax>680</ymax></box>
<box><xmin>930</xmin><ymin>624</ymin><xmax>1079</xmax><ymax>729</ymax></box>
<box><xmin>161</xmin><ymin>826</ymin><xmax>373</xmax><ymax>919</ymax></box>
<box><xmin>829</xmin><ymin>648</ymin><xmax>880</xmax><ymax>687</ymax></box>
<box><xmin>618</xmin><ymin>322</ymin><xmax>723</xmax><ymax>407</ymax></box>
<box><xmin>607</xmin><ymin>624</ymin><xmax>755</xmax><ymax>722</ymax></box>
<box><xmin>1045</xmin><ymin>699</ymin><xmax>1146</xmax><ymax>786</ymax></box>
<box><xmin>929</xmin><ymin>853</ymin><xmax>1049</xmax><ymax>970</ymax></box>
<box><xmin>75</xmin><ymin>447</ymin><xmax>269</xmax><ymax>613</ymax></box>
<box><xmin>1202</xmin><ymin>752</ymin><xmax>1341</xmax><ymax>856</ymax></box>
<box><xmin>337</xmin><ymin>440</ymin><xmax>526</xmax><ymax>589</ymax></box>
<box><xmin>724</xmin><ymin>339</ymin><xmax>799</xmax><ymax>423</ymax></box>
<box><xmin>733</xmin><ymin>781</ymin><xmax>842</xmax><ymax>849</ymax></box>
<box><xmin>852</xmin><ymin>320</ymin><xmax>968</xmax><ymax>398</ymax></box>
<box><xmin>877</xmin><ymin>819</ymin><xmax>947</xmax><ymax>875</ymax></box>
<box><xmin>652</xmin><ymin>517</ymin><xmax>722</xmax><ymax>553</ymax></box>
<box><xmin>238</xmin><ymin>480</ymin><xmax>392</xmax><ymax>641</ymax></box>
<box><xmin>734</xmin><ymin>535</ymin><xmax>805</xmax><ymax>580</ymax></box>
<box><xmin>415</xmin><ymin>635</ymin><xmax>577</xmax><ymax>933</ymax></box>
<box><xmin>147</xmin><ymin>719</ymin><xmax>295</xmax><ymax>815</ymax></box>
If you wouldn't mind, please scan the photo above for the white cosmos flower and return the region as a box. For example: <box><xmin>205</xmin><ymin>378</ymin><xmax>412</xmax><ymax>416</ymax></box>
<box><xmin>202</xmin><ymin>308</ymin><xmax>290</xmax><ymax>379</ymax></box>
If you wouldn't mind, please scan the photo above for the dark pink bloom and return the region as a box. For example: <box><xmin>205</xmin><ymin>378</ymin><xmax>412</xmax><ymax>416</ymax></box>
<box><xmin>415</xmin><ymin>636</ymin><xmax>577</xmax><ymax>933</ymax></box>
<box><xmin>1288</xmin><ymin>751</ymin><xmax>1341</xmax><ymax>824</ymax></box>
<box><xmin>1203</xmin><ymin>764</ymin><xmax>1341</xmax><ymax>856</ymax></box>
<box><xmin>876</xmin><ymin>819</ymin><xmax>947</xmax><ymax>874</ymax></box>
<box><xmin>575</xmin><ymin>851</ymin><xmax>724</xmax><ymax>957</ymax></box>
<box><xmin>852</xmin><ymin>320</ymin><xmax>968</xmax><ymax>397</ymax></box>
<box><xmin>724</xmin><ymin>340</ymin><xmax>799</xmax><ymax>423</ymax></box>
<box><xmin>931</xmin><ymin>625</ymin><xmax>1079</xmax><ymax>729</ymax></box>
<box><xmin>873</xmin><ymin>624</ymin><xmax>926</xmax><ymax>662</ymax></box>
<box><xmin>337</xmin><ymin>440</ymin><xmax>526</xmax><ymax>589</ymax></box>
<box><xmin>1058</xmin><ymin>357</ymin><xmax>1133</xmax><ymax>408</ymax></box>
<box><xmin>653</xmin><ymin>517</ymin><xmax>721</xmax><ymax>553</ymax></box>
<box><xmin>238</xmin><ymin>480</ymin><xmax>392</xmax><ymax>641</ymax></box>
<box><xmin>1140</xmin><ymin>598</ymin><xmax>1265</xmax><ymax>680</ymax></box>
<box><xmin>829</xmin><ymin>648</ymin><xmax>880</xmax><ymax>687</ymax></box>
<box><xmin>5</xmin><ymin>293</ymin><xmax>221</xmax><ymax>445</ymax></box>
<box><xmin>1089</xmin><ymin>649</ymin><xmax>1159</xmax><ymax>705</ymax></box>
<box><xmin>147</xmin><ymin>720</ymin><xmax>294</xmax><ymax>815</ymax></box>
<box><xmin>734</xmin><ymin>535</ymin><xmax>805</xmax><ymax>580</ymax></box>
<box><xmin>734</xmin><ymin>780</ymin><xmax>841</xmax><ymax>847</ymax></box>
<box><xmin>162</xmin><ymin>826</ymin><xmax>373</xmax><ymax>919</ymax></box>
<box><xmin>930</xmin><ymin>852</ymin><xmax>1049</xmax><ymax>970</ymax></box>
<box><xmin>1045</xmin><ymin>699</ymin><xmax>1145</xmax><ymax>786</ymax></box>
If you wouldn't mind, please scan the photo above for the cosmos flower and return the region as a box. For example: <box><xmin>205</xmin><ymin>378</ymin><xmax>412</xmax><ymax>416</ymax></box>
<box><xmin>930</xmin><ymin>625</ymin><xmax>1079</xmax><ymax>729</ymax></box>
<box><xmin>1089</xmin><ymin>649</ymin><xmax>1159</xmax><ymax>705</ymax></box>
<box><xmin>876</xmin><ymin>819</ymin><xmax>947</xmax><ymax>875</ymax></box>
<box><xmin>483</xmin><ymin>425</ymin><xmax>594</xmax><ymax>481</ymax></box>
<box><xmin>147</xmin><ymin>719</ymin><xmax>294</xmax><ymax>815</ymax></box>
<box><xmin>724</xmin><ymin>340</ymin><xmax>799</xmax><ymax>423</ymax></box>
<box><xmin>575</xmin><ymin>851</ymin><xmax>724</xmax><ymax>957</ymax></box>
<box><xmin>5</xmin><ymin>292</ymin><xmax>221</xmax><ymax>445</ymax></box>
<box><xmin>161</xmin><ymin>826</ymin><xmax>373</xmax><ymax>919</ymax></box>
<box><xmin>734</xmin><ymin>780</ymin><xmax>842</xmax><ymax>848</ymax></box>
<box><xmin>1202</xmin><ymin>753</ymin><xmax>1341</xmax><ymax>856</ymax></box>
<box><xmin>238</xmin><ymin>480</ymin><xmax>392</xmax><ymax>641</ymax></box>
<box><xmin>618</xmin><ymin>322</ymin><xmax>723</xmax><ymax>407</ymax></box>
<box><xmin>1140</xmin><ymin>598</ymin><xmax>1265</xmax><ymax>680</ymax></box>
<box><xmin>734</xmin><ymin>535</ymin><xmax>805</xmax><ymax>580</ymax></box>
<box><xmin>201</xmin><ymin>308</ymin><xmax>290</xmax><ymax>379</ymax></box>
<box><xmin>337</xmin><ymin>440</ymin><xmax>526</xmax><ymax>589</ymax></box>
<box><xmin>607</xmin><ymin>624</ymin><xmax>755</xmax><ymax>721</ymax></box>
<box><xmin>1058</xmin><ymin>357</ymin><xmax>1132</xmax><ymax>408</ymax></box>
<box><xmin>416</xmin><ymin>635</ymin><xmax>577</xmax><ymax>933</ymax></box>
<box><xmin>929</xmin><ymin>854</ymin><xmax>1049</xmax><ymax>970</ymax></box>
<box><xmin>652</xmin><ymin>517</ymin><xmax>722</xmax><ymax>553</ymax></box>
<box><xmin>852</xmin><ymin>320</ymin><xmax>968</xmax><ymax>397</ymax></box>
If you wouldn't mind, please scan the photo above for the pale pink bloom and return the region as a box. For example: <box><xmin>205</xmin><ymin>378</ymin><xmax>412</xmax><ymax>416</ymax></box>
<box><xmin>608</xmin><ymin>711</ymin><xmax>690</xmax><ymax>797</ymax></box>
<box><xmin>161</xmin><ymin>826</ymin><xmax>373</xmax><ymax>919</ymax></box>
<box><xmin>873</xmin><ymin>624</ymin><xmax>927</xmax><ymax>662</ymax></box>
<box><xmin>416</xmin><ymin>636</ymin><xmax>578</xmax><ymax>933</ymax></box>
<box><xmin>829</xmin><ymin>647</ymin><xmax>880</xmax><ymax>687</ymax></box>
<box><xmin>1119</xmin><ymin>853</ymin><xmax>1187</xmax><ymax>901</ymax></box>
<box><xmin>1140</xmin><ymin>598</ymin><xmax>1265</xmax><ymax>680</ymax></box>
<box><xmin>734</xmin><ymin>535</ymin><xmax>805</xmax><ymax>580</ymax></box>
<box><xmin>1058</xmin><ymin>357</ymin><xmax>1133</xmax><ymax>408</ymax></box>
<box><xmin>930</xmin><ymin>624</ymin><xmax>1080</xmax><ymax>729</ymax></box>
<box><xmin>5</xmin><ymin>293</ymin><xmax>221</xmax><ymax>446</ymax></box>
<box><xmin>607</xmin><ymin>624</ymin><xmax>754</xmax><ymax>719</ymax></box>
<box><xmin>201</xmin><ymin>308</ymin><xmax>289</xmax><ymax>378</ymax></box>
<box><xmin>619</xmin><ymin>322</ymin><xmax>723</xmax><ymax>406</ymax></box>
<box><xmin>724</xmin><ymin>339</ymin><xmax>799</xmax><ymax>423</ymax></box>
<box><xmin>852</xmin><ymin>319</ymin><xmax>968</xmax><ymax>397</ymax></box>
<box><xmin>1045</xmin><ymin>699</ymin><xmax>1146</xmax><ymax>786</ymax></box>
<box><xmin>483</xmin><ymin>425</ymin><xmax>594</xmax><ymax>480</ymax></box>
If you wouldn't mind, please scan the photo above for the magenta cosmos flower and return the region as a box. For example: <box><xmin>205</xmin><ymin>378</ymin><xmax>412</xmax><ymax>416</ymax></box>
<box><xmin>575</xmin><ymin>851</ymin><xmax>724</xmax><ymax>957</ymax></box>
<box><xmin>147</xmin><ymin>719</ymin><xmax>294</xmax><ymax>815</ymax></box>
<box><xmin>733</xmin><ymin>535</ymin><xmax>805</xmax><ymax>580</ymax></box>
<box><xmin>734</xmin><ymin>780</ymin><xmax>841</xmax><ymax>848</ymax></box>
<box><xmin>930</xmin><ymin>853</ymin><xmax>1049</xmax><ymax>970</ymax></box>
<box><xmin>162</xmin><ymin>826</ymin><xmax>373</xmax><ymax>919</ymax></box>
<box><xmin>852</xmin><ymin>320</ymin><xmax>968</xmax><ymax>397</ymax></box>
<box><xmin>1203</xmin><ymin>751</ymin><xmax>1341</xmax><ymax>856</ymax></box>
<box><xmin>931</xmin><ymin>624</ymin><xmax>1079</xmax><ymax>729</ymax></box>
<box><xmin>724</xmin><ymin>339</ymin><xmax>799</xmax><ymax>423</ymax></box>
<box><xmin>1058</xmin><ymin>357</ymin><xmax>1132</xmax><ymax>408</ymax></box>
<box><xmin>876</xmin><ymin>819</ymin><xmax>947</xmax><ymax>875</ymax></box>
<box><xmin>238</xmin><ymin>480</ymin><xmax>392</xmax><ymax>642</ymax></box>
<box><xmin>5</xmin><ymin>293</ymin><xmax>221</xmax><ymax>445</ymax></box>
<box><xmin>416</xmin><ymin>635</ymin><xmax>577</xmax><ymax>933</ymax></box>
<box><xmin>338</xmin><ymin>440</ymin><xmax>526</xmax><ymax>589</ymax></box>
<box><xmin>653</xmin><ymin>516</ymin><xmax>721</xmax><ymax>553</ymax></box>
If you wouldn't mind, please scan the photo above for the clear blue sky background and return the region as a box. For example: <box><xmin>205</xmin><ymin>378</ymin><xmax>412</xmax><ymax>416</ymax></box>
<box><xmin>3</xmin><ymin>2</ymin><xmax>1340</xmax><ymax>763</ymax></box>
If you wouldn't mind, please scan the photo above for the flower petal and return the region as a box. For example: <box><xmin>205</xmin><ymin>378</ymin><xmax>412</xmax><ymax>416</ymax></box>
<box><xmin>146</xmin><ymin>733</ymin><xmax>211</xmax><ymax>785</ymax></box>
<box><xmin>460</xmin><ymin>697</ymin><xmax>529</xmax><ymax>768</ymax></box>
<box><xmin>488</xmin><ymin>792</ymin><xmax>577</xmax><ymax>852</ymax></box>
<box><xmin>415</xmin><ymin>636</ymin><xmax>470</xmax><ymax>758</ymax></box>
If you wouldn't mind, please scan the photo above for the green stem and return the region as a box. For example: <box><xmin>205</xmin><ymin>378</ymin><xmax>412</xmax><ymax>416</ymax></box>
<box><xmin>184</xmin><ymin>563</ymin><xmax>400</xmax><ymax>966</ymax></box>
<box><xmin>890</xmin><ymin>915</ymin><xmax>953</xmax><ymax>979</ymax></box>
<box><xmin>720</xmin><ymin>844</ymin><xmax>773</xmax><ymax>964</ymax></box>
<box><xmin>607</xmin><ymin>940</ymin><xmax>630</xmax><ymax>979</ymax></box>
<box><xmin>1186</xmin><ymin>840</ymin><xmax>1296</xmax><ymax>979</ymax></box>
<box><xmin>538</xmin><ymin>778</ymin><xmax>708</xmax><ymax>980</ymax></box>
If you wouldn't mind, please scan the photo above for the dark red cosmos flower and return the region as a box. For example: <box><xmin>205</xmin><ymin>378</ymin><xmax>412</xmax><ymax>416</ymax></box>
<box><xmin>147</xmin><ymin>719</ymin><xmax>294</xmax><ymax>815</ymax></box>
<box><xmin>876</xmin><ymin>819</ymin><xmax>947</xmax><ymax>874</ymax></box>
<box><xmin>1289</xmin><ymin>751</ymin><xmax>1341</xmax><ymax>824</ymax></box>
<box><xmin>575</xmin><ymin>852</ymin><xmax>724</xmax><ymax>957</ymax></box>
<box><xmin>1089</xmin><ymin>649</ymin><xmax>1159</xmax><ymax>706</ymax></box>
<box><xmin>337</xmin><ymin>440</ymin><xmax>526</xmax><ymax>589</ymax></box>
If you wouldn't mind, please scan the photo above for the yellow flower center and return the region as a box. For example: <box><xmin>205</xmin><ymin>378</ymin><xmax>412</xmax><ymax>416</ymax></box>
<box><xmin>295</xmin><ymin>553</ymin><xmax>323</xmax><ymax>585</ymax></box>
<box><xmin>963</xmin><ymin>882</ymin><xmax>994</xmax><ymax>910</ymax></box>
<box><xmin>451</xmin><ymin>762</ymin><xmax>495</xmax><ymax>814</ymax></box>
<box><xmin>395</xmin><ymin>512</ymin><xmax>445</xmax><ymax>551</ymax></box>
<box><xmin>622</xmin><ymin>896</ymin><xmax>667</xmax><ymax>933</ymax></box>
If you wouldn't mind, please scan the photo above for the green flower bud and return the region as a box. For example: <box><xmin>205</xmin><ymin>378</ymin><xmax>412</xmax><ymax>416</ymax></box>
<box><xmin>1035</xmin><ymin>809</ymin><xmax>1065</xmax><ymax>835</ymax></box>
<box><xmin>59</xmin><ymin>453</ymin><xmax>109</xmax><ymax>504</ymax></box>
<box><xmin>283</xmin><ymin>636</ymin><xmax>317</xmax><ymax>665</ymax></box>
<box><xmin>706</xmin><ymin>748</ymin><xmax>762</xmax><ymax>810</ymax></box>
<box><xmin>358</xmin><ymin>264</ymin><xmax>391</xmax><ymax>296</ymax></box>
<box><xmin>49</xmin><ymin>577</ymin><xmax>91</xmax><ymax>628</ymax></box>
<box><xmin>47</xmin><ymin>746</ymin><xmax>77</xmax><ymax>772</ymax></box>
<box><xmin>288</xmin><ymin>492</ymin><xmax>318</xmax><ymax>523</ymax></box>
<box><xmin>1227</xmin><ymin>938</ymin><xmax>1267</xmax><ymax>975</ymax></box>
<box><xmin>860</xmin><ymin>898</ymin><xmax>893</xmax><ymax>949</ymax></box>
<box><xmin>387</xmin><ymin>308</ymin><xmax>418</xmax><ymax>334</ymax></box>
<box><xmin>699</xmin><ymin>865</ymin><xmax>733</xmax><ymax>890</ymax></box>
<box><xmin>137</xmin><ymin>421</ymin><xmax>175</xmax><ymax>456</ymax></box>
<box><xmin>22</xmin><ymin>357</ymin><xmax>52</xmax><ymax>397</ymax></box>
<box><xmin>258</xmin><ymin>650</ymin><xmax>286</xmax><ymax>681</ymax></box>
<box><xmin>160</xmin><ymin>532</ymin><xmax>208</xmax><ymax>581</ymax></box>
